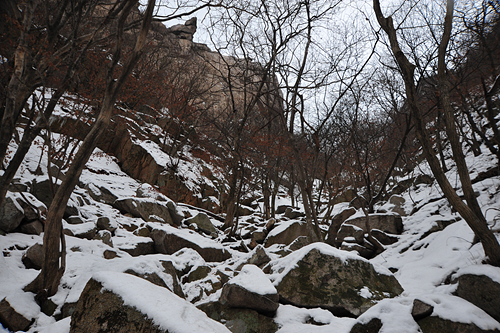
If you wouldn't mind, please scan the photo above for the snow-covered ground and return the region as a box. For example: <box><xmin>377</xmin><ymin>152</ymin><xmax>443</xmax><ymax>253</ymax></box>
<box><xmin>1</xmin><ymin>132</ymin><xmax>500</xmax><ymax>333</ymax></box>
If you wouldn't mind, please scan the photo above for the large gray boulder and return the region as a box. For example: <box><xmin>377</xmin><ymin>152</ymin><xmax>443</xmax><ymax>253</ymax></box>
<box><xmin>0</xmin><ymin>297</ymin><xmax>33</xmax><ymax>332</ymax></box>
<box><xmin>0</xmin><ymin>195</ymin><xmax>24</xmax><ymax>232</ymax></box>
<box><xmin>113</xmin><ymin>197</ymin><xmax>178</xmax><ymax>225</ymax></box>
<box><xmin>219</xmin><ymin>265</ymin><xmax>279</xmax><ymax>315</ymax></box>
<box><xmin>264</xmin><ymin>220</ymin><xmax>315</xmax><ymax>248</ymax></box>
<box><xmin>272</xmin><ymin>243</ymin><xmax>403</xmax><ymax>317</ymax></box>
<box><xmin>185</xmin><ymin>212</ymin><xmax>217</xmax><ymax>235</ymax></box>
<box><xmin>326</xmin><ymin>207</ymin><xmax>357</xmax><ymax>246</ymax></box>
<box><xmin>454</xmin><ymin>270</ymin><xmax>500</xmax><ymax>323</ymax></box>
<box><xmin>70</xmin><ymin>272</ymin><xmax>230</xmax><ymax>333</ymax></box>
<box><xmin>150</xmin><ymin>225</ymin><xmax>231</xmax><ymax>262</ymax></box>
<box><xmin>198</xmin><ymin>301</ymin><xmax>279</xmax><ymax>333</ymax></box>
<box><xmin>345</xmin><ymin>213</ymin><xmax>403</xmax><ymax>235</ymax></box>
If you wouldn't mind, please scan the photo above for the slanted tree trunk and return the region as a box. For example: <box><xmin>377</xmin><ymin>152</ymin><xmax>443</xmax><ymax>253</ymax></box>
<box><xmin>24</xmin><ymin>0</ymin><xmax>156</xmax><ymax>297</ymax></box>
<box><xmin>373</xmin><ymin>0</ymin><xmax>500</xmax><ymax>266</ymax></box>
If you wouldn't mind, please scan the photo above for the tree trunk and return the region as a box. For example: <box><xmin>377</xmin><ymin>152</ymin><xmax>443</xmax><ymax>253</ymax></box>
<box><xmin>373</xmin><ymin>0</ymin><xmax>500</xmax><ymax>266</ymax></box>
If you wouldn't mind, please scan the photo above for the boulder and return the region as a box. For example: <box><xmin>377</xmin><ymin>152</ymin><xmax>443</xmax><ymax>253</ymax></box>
<box><xmin>370</xmin><ymin>229</ymin><xmax>398</xmax><ymax>246</ymax></box>
<box><xmin>22</xmin><ymin>243</ymin><xmax>44</xmax><ymax>270</ymax></box>
<box><xmin>340</xmin><ymin>242</ymin><xmax>375</xmax><ymax>259</ymax></box>
<box><xmin>185</xmin><ymin>213</ymin><xmax>217</xmax><ymax>235</ymax></box>
<box><xmin>85</xmin><ymin>183</ymin><xmax>118</xmax><ymax>205</ymax></box>
<box><xmin>69</xmin><ymin>272</ymin><xmax>231</xmax><ymax>333</ymax></box>
<box><xmin>150</xmin><ymin>226</ymin><xmax>231</xmax><ymax>262</ymax></box>
<box><xmin>30</xmin><ymin>178</ymin><xmax>54</xmax><ymax>208</ymax></box>
<box><xmin>0</xmin><ymin>297</ymin><xmax>33</xmax><ymax>332</ymax></box>
<box><xmin>412</xmin><ymin>299</ymin><xmax>434</xmax><ymax>321</ymax></box>
<box><xmin>284</xmin><ymin>207</ymin><xmax>305</xmax><ymax>219</ymax></box>
<box><xmin>336</xmin><ymin>224</ymin><xmax>364</xmax><ymax>245</ymax></box>
<box><xmin>237</xmin><ymin>205</ymin><xmax>254</xmax><ymax>216</ymax></box>
<box><xmin>198</xmin><ymin>301</ymin><xmax>279</xmax><ymax>333</ymax></box>
<box><xmin>66</xmin><ymin>215</ymin><xmax>85</xmax><ymax>225</ymax></box>
<box><xmin>94</xmin><ymin>230</ymin><xmax>113</xmax><ymax>247</ymax></box>
<box><xmin>19</xmin><ymin>220</ymin><xmax>44</xmax><ymax>235</ymax></box>
<box><xmin>287</xmin><ymin>235</ymin><xmax>311</xmax><ymax>251</ymax></box>
<box><xmin>119</xmin><ymin>239</ymin><xmax>155</xmax><ymax>257</ymax></box>
<box><xmin>96</xmin><ymin>216</ymin><xmax>117</xmax><ymax>234</ymax></box>
<box><xmin>220</xmin><ymin>265</ymin><xmax>279</xmax><ymax>315</ymax></box>
<box><xmin>245</xmin><ymin>245</ymin><xmax>271</xmax><ymax>268</ymax></box>
<box><xmin>454</xmin><ymin>273</ymin><xmax>500</xmax><ymax>323</ymax></box>
<box><xmin>418</xmin><ymin>316</ymin><xmax>499</xmax><ymax>333</ymax></box>
<box><xmin>264</xmin><ymin>220</ymin><xmax>313</xmax><ymax>248</ymax></box>
<box><xmin>387</xmin><ymin>195</ymin><xmax>406</xmax><ymax>216</ymax></box>
<box><xmin>161</xmin><ymin>260</ymin><xmax>185</xmax><ymax>298</ymax></box>
<box><xmin>185</xmin><ymin>265</ymin><xmax>211</xmax><ymax>283</ymax></box>
<box><xmin>345</xmin><ymin>213</ymin><xmax>403</xmax><ymax>235</ymax></box>
<box><xmin>350</xmin><ymin>318</ymin><xmax>382</xmax><ymax>333</ymax></box>
<box><xmin>113</xmin><ymin>197</ymin><xmax>175</xmax><ymax>225</ymax></box>
<box><xmin>326</xmin><ymin>207</ymin><xmax>357</xmax><ymax>246</ymax></box>
<box><xmin>0</xmin><ymin>195</ymin><xmax>24</xmax><ymax>232</ymax></box>
<box><xmin>276</xmin><ymin>205</ymin><xmax>292</xmax><ymax>214</ymax></box>
<box><xmin>273</xmin><ymin>243</ymin><xmax>403</xmax><ymax>317</ymax></box>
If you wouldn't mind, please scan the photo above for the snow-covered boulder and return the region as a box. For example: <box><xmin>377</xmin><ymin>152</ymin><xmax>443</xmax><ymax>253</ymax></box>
<box><xmin>185</xmin><ymin>212</ymin><xmax>217</xmax><ymax>235</ymax></box>
<box><xmin>113</xmin><ymin>197</ymin><xmax>179</xmax><ymax>226</ymax></box>
<box><xmin>150</xmin><ymin>224</ymin><xmax>231</xmax><ymax>262</ymax></box>
<box><xmin>271</xmin><ymin>243</ymin><xmax>403</xmax><ymax>317</ymax></box>
<box><xmin>219</xmin><ymin>264</ymin><xmax>279</xmax><ymax>315</ymax></box>
<box><xmin>325</xmin><ymin>207</ymin><xmax>356</xmax><ymax>246</ymax></box>
<box><xmin>264</xmin><ymin>220</ymin><xmax>314</xmax><ymax>248</ymax></box>
<box><xmin>453</xmin><ymin>265</ymin><xmax>500</xmax><ymax>323</ymax></box>
<box><xmin>0</xmin><ymin>297</ymin><xmax>33</xmax><ymax>331</ymax></box>
<box><xmin>0</xmin><ymin>195</ymin><xmax>24</xmax><ymax>233</ymax></box>
<box><xmin>345</xmin><ymin>213</ymin><xmax>403</xmax><ymax>235</ymax></box>
<box><xmin>69</xmin><ymin>272</ymin><xmax>231</xmax><ymax>333</ymax></box>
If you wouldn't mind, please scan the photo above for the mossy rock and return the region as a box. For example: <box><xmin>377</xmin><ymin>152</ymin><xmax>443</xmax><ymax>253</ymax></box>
<box><xmin>275</xmin><ymin>245</ymin><xmax>403</xmax><ymax>317</ymax></box>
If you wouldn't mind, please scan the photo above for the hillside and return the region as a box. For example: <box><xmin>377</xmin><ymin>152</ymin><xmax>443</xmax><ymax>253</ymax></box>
<box><xmin>2</xmin><ymin>1</ymin><xmax>500</xmax><ymax>332</ymax></box>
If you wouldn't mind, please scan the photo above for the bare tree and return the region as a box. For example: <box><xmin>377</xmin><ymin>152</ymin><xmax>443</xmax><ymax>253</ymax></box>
<box><xmin>373</xmin><ymin>0</ymin><xmax>500</xmax><ymax>266</ymax></box>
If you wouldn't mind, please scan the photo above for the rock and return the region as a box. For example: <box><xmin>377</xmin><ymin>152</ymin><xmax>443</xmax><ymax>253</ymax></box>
<box><xmin>411</xmin><ymin>299</ymin><xmax>434</xmax><ymax>321</ymax></box>
<box><xmin>15</xmin><ymin>192</ymin><xmax>46</xmax><ymax>221</ymax></box>
<box><xmin>0</xmin><ymin>297</ymin><xmax>33</xmax><ymax>332</ymax></box>
<box><xmin>150</xmin><ymin>226</ymin><xmax>231</xmax><ymax>262</ymax></box>
<box><xmin>103</xmin><ymin>250</ymin><xmax>118</xmax><ymax>259</ymax></box>
<box><xmin>96</xmin><ymin>216</ymin><xmax>117</xmax><ymax>233</ymax></box>
<box><xmin>113</xmin><ymin>197</ymin><xmax>175</xmax><ymax>225</ymax></box>
<box><xmin>69</xmin><ymin>272</ymin><xmax>231</xmax><ymax>333</ymax></box>
<box><xmin>340</xmin><ymin>242</ymin><xmax>375</xmax><ymax>259</ymax></box>
<box><xmin>252</xmin><ymin>230</ymin><xmax>267</xmax><ymax>244</ymax></box>
<box><xmin>387</xmin><ymin>195</ymin><xmax>406</xmax><ymax>216</ymax></box>
<box><xmin>237</xmin><ymin>205</ymin><xmax>254</xmax><ymax>216</ymax></box>
<box><xmin>345</xmin><ymin>213</ymin><xmax>403</xmax><ymax>235</ymax></box>
<box><xmin>284</xmin><ymin>207</ymin><xmax>305</xmax><ymax>219</ymax></box>
<box><xmin>185</xmin><ymin>265</ymin><xmax>211</xmax><ymax>283</ymax></box>
<box><xmin>276</xmin><ymin>205</ymin><xmax>292</xmax><ymax>214</ymax></box>
<box><xmin>94</xmin><ymin>230</ymin><xmax>113</xmax><ymax>247</ymax></box>
<box><xmin>337</xmin><ymin>224</ymin><xmax>364</xmax><ymax>245</ymax></box>
<box><xmin>124</xmin><ymin>269</ymin><xmax>169</xmax><ymax>289</ymax></box>
<box><xmin>161</xmin><ymin>261</ymin><xmax>185</xmax><ymax>298</ymax></box>
<box><xmin>66</xmin><ymin>215</ymin><xmax>85</xmax><ymax>224</ymax></box>
<box><xmin>185</xmin><ymin>213</ymin><xmax>217</xmax><ymax>235</ymax></box>
<box><xmin>418</xmin><ymin>316</ymin><xmax>498</xmax><ymax>333</ymax></box>
<box><xmin>245</xmin><ymin>245</ymin><xmax>271</xmax><ymax>268</ymax></box>
<box><xmin>350</xmin><ymin>317</ymin><xmax>382</xmax><ymax>333</ymax></box>
<box><xmin>31</xmin><ymin>178</ymin><xmax>54</xmax><ymax>208</ymax></box>
<box><xmin>265</xmin><ymin>218</ymin><xmax>276</xmax><ymax>231</ymax></box>
<box><xmin>264</xmin><ymin>220</ymin><xmax>314</xmax><ymax>248</ymax></box>
<box><xmin>198</xmin><ymin>301</ymin><xmax>279</xmax><ymax>333</ymax></box>
<box><xmin>349</xmin><ymin>197</ymin><xmax>366</xmax><ymax>210</ymax></box>
<box><xmin>454</xmin><ymin>273</ymin><xmax>500</xmax><ymax>323</ymax></box>
<box><xmin>85</xmin><ymin>183</ymin><xmax>118</xmax><ymax>205</ymax></box>
<box><xmin>168</xmin><ymin>17</ymin><xmax>197</xmax><ymax>41</ymax></box>
<box><xmin>326</xmin><ymin>207</ymin><xmax>357</xmax><ymax>246</ymax></box>
<box><xmin>274</xmin><ymin>243</ymin><xmax>403</xmax><ymax>317</ymax></box>
<box><xmin>220</xmin><ymin>265</ymin><xmax>279</xmax><ymax>315</ymax></box>
<box><xmin>134</xmin><ymin>226</ymin><xmax>151</xmax><ymax>237</ymax></box>
<box><xmin>22</xmin><ymin>243</ymin><xmax>44</xmax><ymax>270</ymax></box>
<box><xmin>287</xmin><ymin>235</ymin><xmax>310</xmax><ymax>251</ymax></box>
<box><xmin>119</xmin><ymin>239</ymin><xmax>155</xmax><ymax>256</ymax></box>
<box><xmin>370</xmin><ymin>229</ymin><xmax>398</xmax><ymax>246</ymax></box>
<box><xmin>0</xmin><ymin>195</ymin><xmax>25</xmax><ymax>232</ymax></box>
<box><xmin>19</xmin><ymin>220</ymin><xmax>44</xmax><ymax>235</ymax></box>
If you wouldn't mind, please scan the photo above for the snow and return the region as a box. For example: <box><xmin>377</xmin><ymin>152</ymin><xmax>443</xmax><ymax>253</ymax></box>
<box><xmin>453</xmin><ymin>264</ymin><xmax>500</xmax><ymax>284</ymax></box>
<box><xmin>228</xmin><ymin>264</ymin><xmax>277</xmax><ymax>295</ymax></box>
<box><xmin>93</xmin><ymin>271</ymin><xmax>231</xmax><ymax>333</ymax></box>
